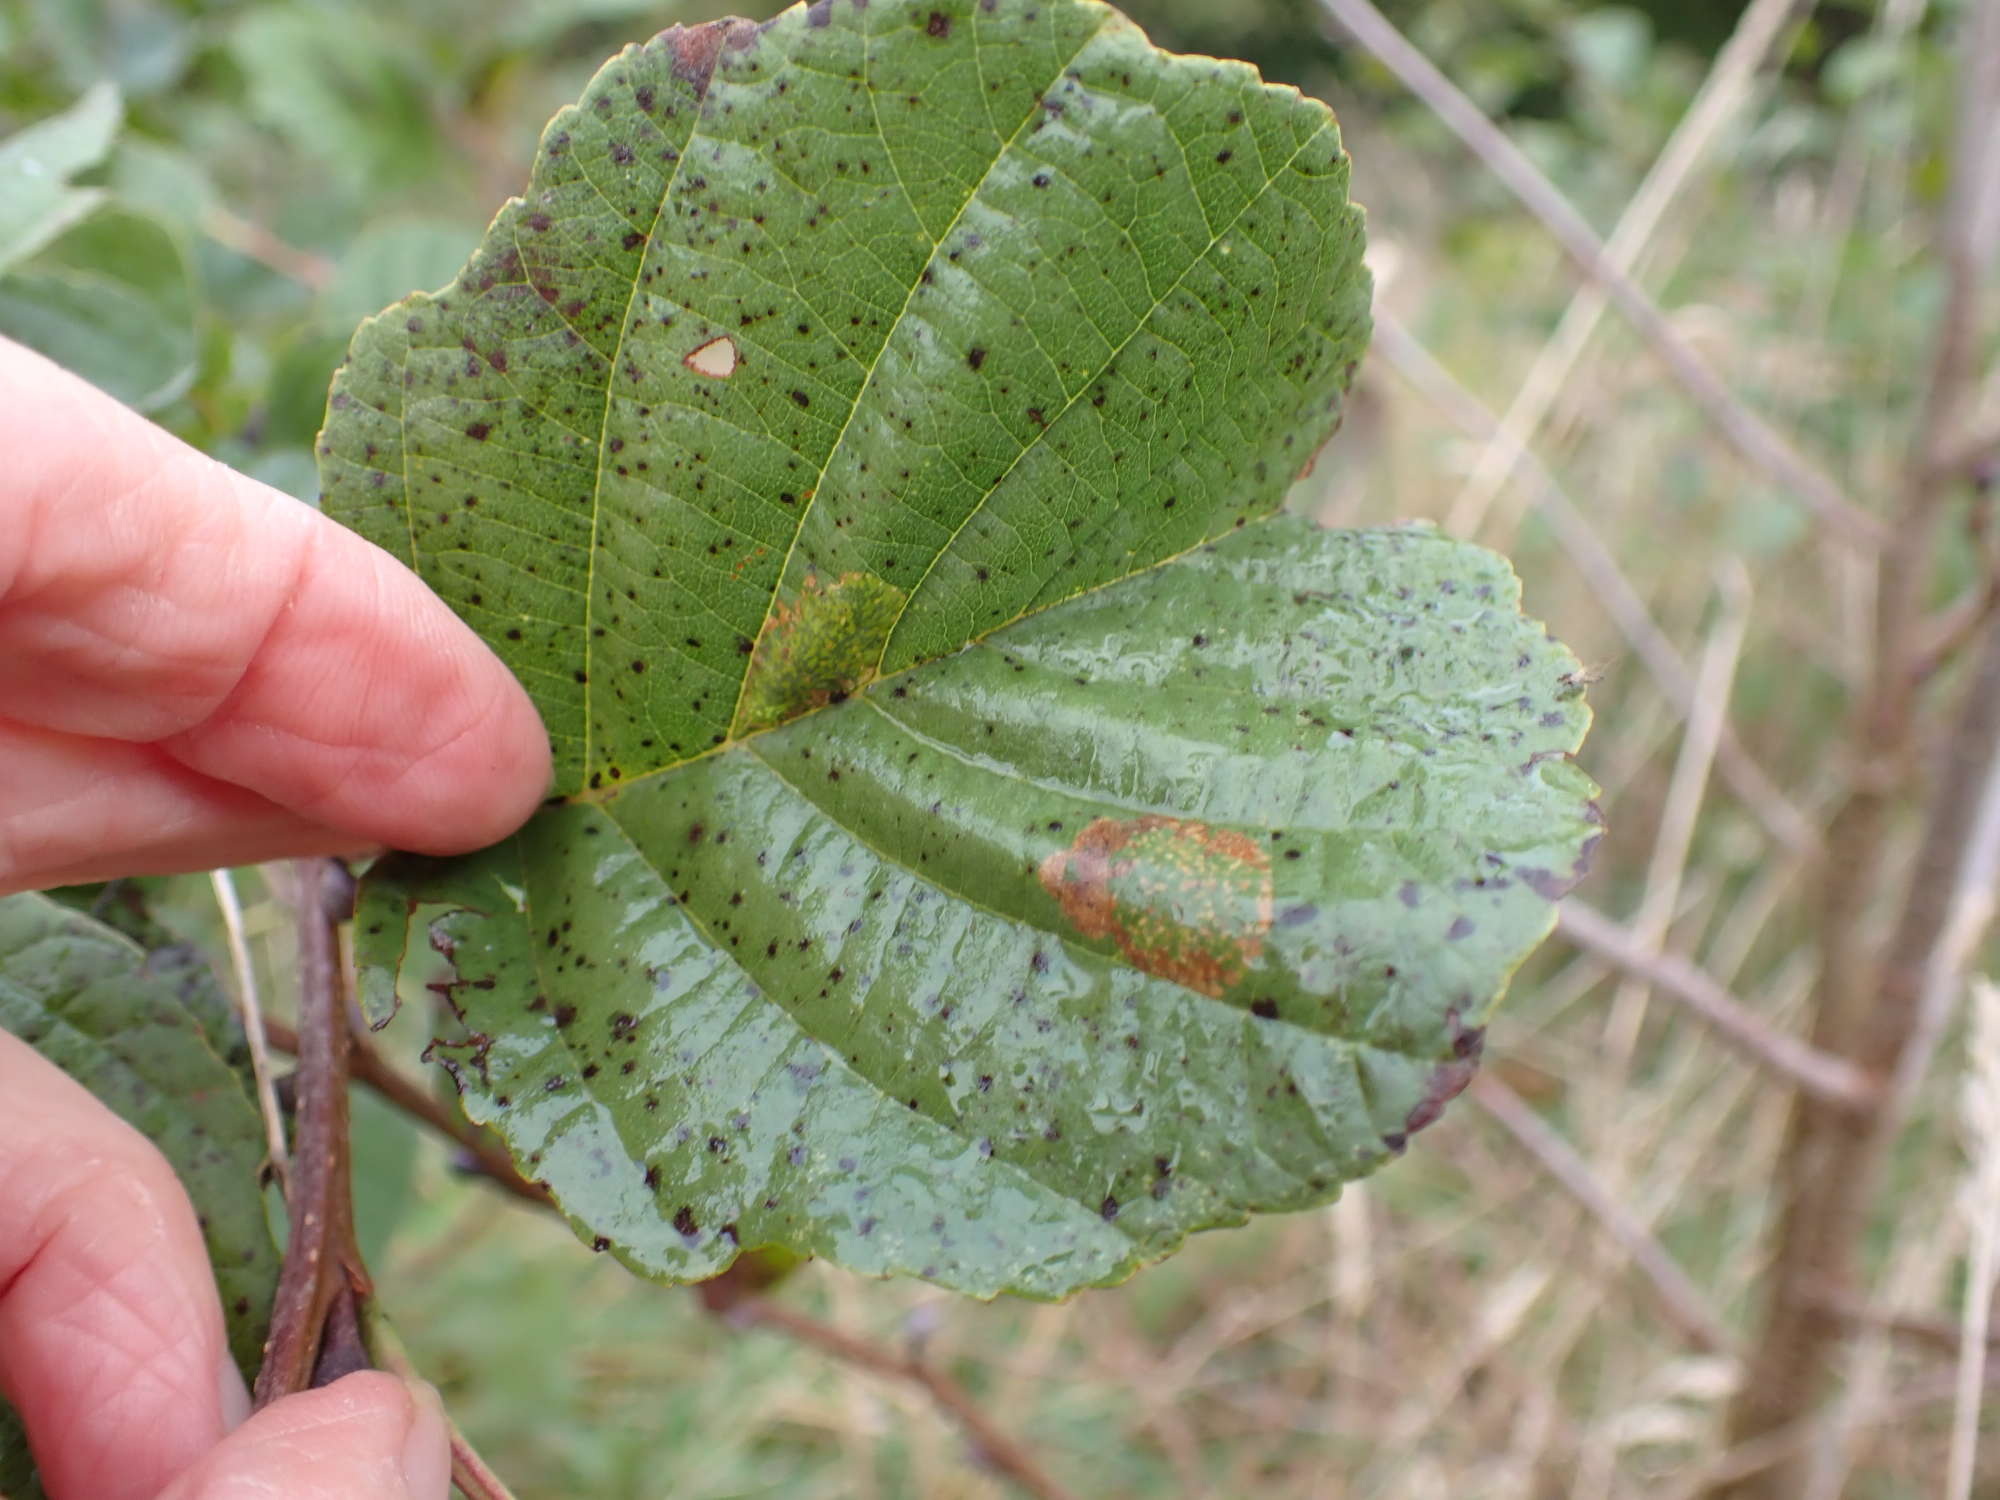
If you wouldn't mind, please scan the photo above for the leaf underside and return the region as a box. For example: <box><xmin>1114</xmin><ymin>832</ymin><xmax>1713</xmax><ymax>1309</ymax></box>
<box><xmin>322</xmin><ymin>0</ymin><xmax>1598</xmax><ymax>1297</ymax></box>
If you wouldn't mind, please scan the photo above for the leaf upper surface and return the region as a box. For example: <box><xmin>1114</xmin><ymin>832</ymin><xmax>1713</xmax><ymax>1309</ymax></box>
<box><xmin>322</xmin><ymin>0</ymin><xmax>1370</xmax><ymax>788</ymax></box>
<box><xmin>323</xmin><ymin>0</ymin><xmax>1598</xmax><ymax>1297</ymax></box>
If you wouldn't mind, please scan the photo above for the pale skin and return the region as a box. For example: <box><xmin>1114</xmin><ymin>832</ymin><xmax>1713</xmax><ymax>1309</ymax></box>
<box><xmin>0</xmin><ymin>337</ymin><xmax>554</xmax><ymax>1498</ymax></box>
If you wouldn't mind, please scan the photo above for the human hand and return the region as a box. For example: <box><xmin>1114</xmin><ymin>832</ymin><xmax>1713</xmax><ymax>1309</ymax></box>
<box><xmin>0</xmin><ymin>1029</ymin><xmax>451</xmax><ymax>1499</ymax></box>
<box><xmin>0</xmin><ymin>335</ymin><xmax>551</xmax><ymax>894</ymax></box>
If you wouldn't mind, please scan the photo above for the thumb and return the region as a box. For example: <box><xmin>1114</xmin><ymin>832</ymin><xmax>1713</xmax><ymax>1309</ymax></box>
<box><xmin>154</xmin><ymin>1373</ymin><xmax>451</xmax><ymax>1500</ymax></box>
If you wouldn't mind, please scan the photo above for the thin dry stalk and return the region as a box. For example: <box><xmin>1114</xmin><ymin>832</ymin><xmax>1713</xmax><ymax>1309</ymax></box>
<box><xmin>447</xmin><ymin>1429</ymin><xmax>521</xmax><ymax>1500</ymax></box>
<box><xmin>202</xmin><ymin>205</ymin><xmax>335</xmax><ymax>290</ymax></box>
<box><xmin>209</xmin><ymin>867</ymin><xmax>291</xmax><ymax>1191</ymax></box>
<box><xmin>260</xmin><ymin>1016</ymin><xmax>556</xmax><ymax>1210</ymax></box>
<box><xmin>1318</xmin><ymin>0</ymin><xmax>1882</xmax><ymax>548</ymax></box>
<box><xmin>367</xmin><ymin>1314</ymin><xmax>519</xmax><ymax>1500</ymax></box>
<box><xmin>1555</xmin><ymin>902</ymin><xmax>1875</xmax><ymax>1111</ymax></box>
<box><xmin>1816</xmin><ymin>1295</ymin><xmax>2000</xmax><ymax>1356</ymax></box>
<box><xmin>1597</xmin><ymin>567</ymin><xmax>1750</xmax><ymax>1107</ymax></box>
<box><xmin>1469</xmin><ymin>1074</ymin><xmax>1735</xmax><ymax>1355</ymax></box>
<box><xmin>1370</xmin><ymin>308</ymin><xmax>1817</xmax><ymax>854</ymax></box>
<box><xmin>721</xmin><ymin>1296</ymin><xmax>1085</xmax><ymax>1500</ymax></box>
<box><xmin>1673</xmin><ymin>1363</ymin><xmax>2000</xmax><ymax>1500</ymax></box>
<box><xmin>1809</xmin><ymin>1202</ymin><xmax>1977</xmax><ymax>1500</ymax></box>
<box><xmin>1949</xmin><ymin>979</ymin><xmax>2000</xmax><ymax>1500</ymax></box>
<box><xmin>1447</xmin><ymin>0</ymin><xmax>1809</xmax><ymax>539</ymax></box>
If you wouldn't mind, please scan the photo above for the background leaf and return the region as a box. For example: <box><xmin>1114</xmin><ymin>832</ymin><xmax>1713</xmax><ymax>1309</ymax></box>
<box><xmin>0</xmin><ymin>893</ymin><xmax>279</xmax><ymax>1496</ymax></box>
<box><xmin>0</xmin><ymin>80</ymin><xmax>119</xmax><ymax>273</ymax></box>
<box><xmin>228</xmin><ymin>6</ymin><xmax>444</xmax><ymax>197</ymax></box>
<box><xmin>0</xmin><ymin>203</ymin><xmax>197</xmax><ymax>410</ymax></box>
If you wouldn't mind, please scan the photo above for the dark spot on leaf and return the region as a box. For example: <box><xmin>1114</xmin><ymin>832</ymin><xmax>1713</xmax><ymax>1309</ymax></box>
<box><xmin>465</xmin><ymin>422</ymin><xmax>491</xmax><ymax>442</ymax></box>
<box><xmin>1404</xmin><ymin>1055</ymin><xmax>1480</xmax><ymax>1138</ymax></box>
<box><xmin>967</xmin><ymin>346</ymin><xmax>986</xmax><ymax>370</ymax></box>
<box><xmin>665</xmin><ymin>17</ymin><xmax>758</xmax><ymax>98</ymax></box>
<box><xmin>926</xmin><ymin>10</ymin><xmax>949</xmax><ymax>36</ymax></box>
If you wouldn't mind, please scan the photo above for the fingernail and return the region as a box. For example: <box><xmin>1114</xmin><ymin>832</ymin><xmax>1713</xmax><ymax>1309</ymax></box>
<box><xmin>398</xmin><ymin>1378</ymin><xmax>452</xmax><ymax>1499</ymax></box>
<box><xmin>216</xmin><ymin>1352</ymin><xmax>252</xmax><ymax>1432</ymax></box>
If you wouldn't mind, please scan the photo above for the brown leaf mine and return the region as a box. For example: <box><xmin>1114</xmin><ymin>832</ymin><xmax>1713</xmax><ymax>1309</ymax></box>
<box><xmin>1038</xmin><ymin>816</ymin><xmax>1274</xmax><ymax>997</ymax></box>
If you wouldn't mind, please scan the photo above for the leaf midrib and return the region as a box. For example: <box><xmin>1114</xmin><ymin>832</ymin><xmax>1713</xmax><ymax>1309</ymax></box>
<box><xmin>577</xmin><ymin>74</ymin><xmax>704</xmax><ymax>786</ymax></box>
<box><xmin>874</xmin><ymin>112</ymin><xmax>1334</xmax><ymax>677</ymax></box>
<box><xmin>589</xmin><ymin>784</ymin><xmax>1136</xmax><ymax>1252</ymax></box>
<box><xmin>725</xmin><ymin>2</ymin><xmax>1116</xmax><ymax>739</ymax></box>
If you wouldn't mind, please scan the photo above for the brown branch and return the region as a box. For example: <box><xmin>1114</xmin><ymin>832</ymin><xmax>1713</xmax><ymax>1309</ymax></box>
<box><xmin>713</xmin><ymin>1293</ymin><xmax>1086</xmax><ymax>1500</ymax></box>
<box><xmin>253</xmin><ymin>859</ymin><xmax>373</xmax><ymax>1406</ymax></box>
<box><xmin>1715</xmin><ymin>0</ymin><xmax>2000</xmax><ymax>1484</ymax></box>
<box><xmin>1931</xmin><ymin>424</ymin><xmax>2000</xmax><ymax>488</ymax></box>
<box><xmin>1815</xmin><ymin>1291</ymin><xmax>2000</xmax><ymax>1357</ymax></box>
<box><xmin>1555</xmin><ymin>902</ymin><xmax>1877</xmax><ymax>1111</ymax></box>
<box><xmin>1469</xmin><ymin>1075</ymin><xmax>1737</xmax><ymax>1354</ymax></box>
<box><xmin>1317</xmin><ymin>0</ymin><xmax>1884</xmax><ymax>549</ymax></box>
<box><xmin>201</xmin><ymin>205</ymin><xmax>335</xmax><ymax>291</ymax></box>
<box><xmin>1913</xmin><ymin>570</ymin><xmax>2000</xmax><ymax>684</ymax></box>
<box><xmin>265</xmin><ymin>1016</ymin><xmax>557</xmax><ymax>1211</ymax></box>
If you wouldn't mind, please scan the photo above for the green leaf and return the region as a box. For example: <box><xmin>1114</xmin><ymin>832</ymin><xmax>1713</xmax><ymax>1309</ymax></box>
<box><xmin>103</xmin><ymin>136</ymin><xmax>218</xmax><ymax>230</ymax></box>
<box><xmin>323</xmin><ymin>2</ymin><xmax>1597</xmax><ymax>1298</ymax></box>
<box><xmin>0</xmin><ymin>893</ymin><xmax>280</xmax><ymax>1496</ymax></box>
<box><xmin>0</xmin><ymin>81</ymin><xmax>120</xmax><ymax>274</ymax></box>
<box><xmin>42</xmin><ymin>878</ymin><xmax>253</xmax><ymax>1076</ymax></box>
<box><xmin>0</xmin><ymin>205</ymin><xmax>198</xmax><ymax>411</ymax></box>
<box><xmin>0</xmin><ymin>1407</ymin><xmax>38</xmax><ymax>1500</ymax></box>
<box><xmin>17</xmin><ymin>0</ymin><xmax>193</xmax><ymax>96</ymax></box>
<box><xmin>229</xmin><ymin>6</ymin><xmax>443</xmax><ymax>198</ymax></box>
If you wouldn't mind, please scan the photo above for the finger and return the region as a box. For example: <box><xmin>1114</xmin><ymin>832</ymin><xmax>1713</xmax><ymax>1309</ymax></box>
<box><xmin>0</xmin><ymin>337</ymin><xmax>550</xmax><ymax>876</ymax></box>
<box><xmin>154</xmin><ymin>1374</ymin><xmax>450</xmax><ymax>1500</ymax></box>
<box><xmin>0</xmin><ymin>721</ymin><xmax>372</xmax><ymax>897</ymax></box>
<box><xmin>0</xmin><ymin>1032</ymin><xmax>236</xmax><ymax>1500</ymax></box>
